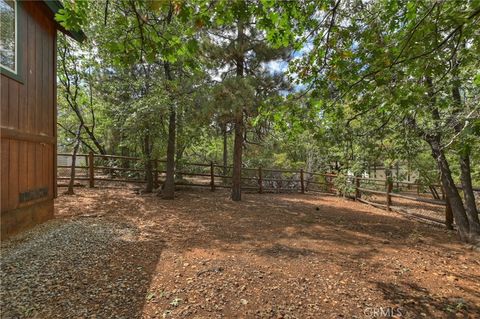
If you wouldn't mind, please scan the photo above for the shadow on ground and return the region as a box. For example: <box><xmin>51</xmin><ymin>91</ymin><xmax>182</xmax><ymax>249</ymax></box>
<box><xmin>374</xmin><ymin>281</ymin><xmax>480</xmax><ymax>318</ymax></box>
<box><xmin>1</xmin><ymin>218</ymin><xmax>165</xmax><ymax>318</ymax></box>
<box><xmin>2</xmin><ymin>187</ymin><xmax>478</xmax><ymax>318</ymax></box>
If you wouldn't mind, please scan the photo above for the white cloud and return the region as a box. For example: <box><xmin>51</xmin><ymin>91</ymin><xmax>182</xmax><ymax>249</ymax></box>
<box><xmin>262</xmin><ymin>59</ymin><xmax>288</xmax><ymax>75</ymax></box>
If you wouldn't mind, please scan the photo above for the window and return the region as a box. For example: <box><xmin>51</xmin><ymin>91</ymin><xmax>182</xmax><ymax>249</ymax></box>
<box><xmin>0</xmin><ymin>0</ymin><xmax>17</xmax><ymax>74</ymax></box>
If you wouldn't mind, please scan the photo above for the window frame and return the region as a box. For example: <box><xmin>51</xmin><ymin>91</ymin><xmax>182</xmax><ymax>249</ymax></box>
<box><xmin>0</xmin><ymin>0</ymin><xmax>23</xmax><ymax>83</ymax></box>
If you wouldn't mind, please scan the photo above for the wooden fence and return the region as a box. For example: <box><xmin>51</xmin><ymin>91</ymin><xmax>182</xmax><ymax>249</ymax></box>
<box><xmin>57</xmin><ymin>152</ymin><xmax>336</xmax><ymax>194</ymax></box>
<box><xmin>352</xmin><ymin>176</ymin><xmax>452</xmax><ymax>227</ymax></box>
<box><xmin>58</xmin><ymin>152</ymin><xmax>479</xmax><ymax>229</ymax></box>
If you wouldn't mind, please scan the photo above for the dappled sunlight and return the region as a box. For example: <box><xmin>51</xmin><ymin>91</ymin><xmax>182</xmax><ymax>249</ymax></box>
<box><xmin>2</xmin><ymin>0</ymin><xmax>477</xmax><ymax>318</ymax></box>
<box><xmin>3</xmin><ymin>188</ymin><xmax>477</xmax><ymax>318</ymax></box>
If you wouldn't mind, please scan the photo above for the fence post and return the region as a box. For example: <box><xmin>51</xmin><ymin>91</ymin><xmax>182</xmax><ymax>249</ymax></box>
<box><xmin>154</xmin><ymin>160</ymin><xmax>159</xmax><ymax>189</ymax></box>
<box><xmin>88</xmin><ymin>151</ymin><xmax>94</xmax><ymax>188</ymax></box>
<box><xmin>300</xmin><ymin>169</ymin><xmax>305</xmax><ymax>194</ymax></box>
<box><xmin>355</xmin><ymin>176</ymin><xmax>361</xmax><ymax>200</ymax></box>
<box><xmin>386</xmin><ymin>179</ymin><xmax>393</xmax><ymax>211</ymax></box>
<box><xmin>210</xmin><ymin>161</ymin><xmax>215</xmax><ymax>191</ymax></box>
<box><xmin>258</xmin><ymin>166</ymin><xmax>263</xmax><ymax>194</ymax></box>
<box><xmin>445</xmin><ymin>196</ymin><xmax>453</xmax><ymax>230</ymax></box>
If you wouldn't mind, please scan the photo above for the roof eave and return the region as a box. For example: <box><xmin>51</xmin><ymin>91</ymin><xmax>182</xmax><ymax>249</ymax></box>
<box><xmin>43</xmin><ymin>0</ymin><xmax>87</xmax><ymax>43</ymax></box>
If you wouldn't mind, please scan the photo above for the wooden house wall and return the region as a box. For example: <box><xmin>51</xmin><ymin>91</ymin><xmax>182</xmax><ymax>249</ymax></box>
<box><xmin>1</xmin><ymin>1</ymin><xmax>57</xmax><ymax>233</ymax></box>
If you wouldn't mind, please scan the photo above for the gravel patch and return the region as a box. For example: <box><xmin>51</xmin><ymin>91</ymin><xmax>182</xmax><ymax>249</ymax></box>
<box><xmin>1</xmin><ymin>219</ymin><xmax>162</xmax><ymax>319</ymax></box>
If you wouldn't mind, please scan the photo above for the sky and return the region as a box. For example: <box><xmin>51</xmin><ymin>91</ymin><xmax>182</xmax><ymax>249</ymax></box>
<box><xmin>209</xmin><ymin>37</ymin><xmax>313</xmax><ymax>96</ymax></box>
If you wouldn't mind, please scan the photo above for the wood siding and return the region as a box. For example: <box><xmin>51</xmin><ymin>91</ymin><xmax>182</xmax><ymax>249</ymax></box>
<box><xmin>1</xmin><ymin>1</ymin><xmax>56</xmax><ymax>217</ymax></box>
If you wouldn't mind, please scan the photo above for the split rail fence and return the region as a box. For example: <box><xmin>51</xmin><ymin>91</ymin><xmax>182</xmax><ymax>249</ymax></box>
<box><xmin>58</xmin><ymin>152</ymin><xmax>479</xmax><ymax>229</ymax></box>
<box><xmin>352</xmin><ymin>177</ymin><xmax>452</xmax><ymax>228</ymax></box>
<box><xmin>57</xmin><ymin>152</ymin><xmax>336</xmax><ymax>193</ymax></box>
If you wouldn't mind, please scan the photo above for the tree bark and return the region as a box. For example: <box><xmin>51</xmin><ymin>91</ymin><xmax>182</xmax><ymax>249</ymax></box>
<box><xmin>459</xmin><ymin>152</ymin><xmax>480</xmax><ymax>236</ymax></box>
<box><xmin>427</xmin><ymin>136</ymin><xmax>471</xmax><ymax>242</ymax></box>
<box><xmin>175</xmin><ymin>145</ymin><xmax>185</xmax><ymax>181</ymax></box>
<box><xmin>231</xmin><ymin>112</ymin><xmax>243</xmax><ymax>201</ymax></box>
<box><xmin>175</xmin><ymin>109</ymin><xmax>185</xmax><ymax>180</ymax></box>
<box><xmin>450</xmin><ymin>71</ymin><xmax>480</xmax><ymax>242</ymax></box>
<box><xmin>421</xmin><ymin>76</ymin><xmax>476</xmax><ymax>242</ymax></box>
<box><xmin>445</xmin><ymin>195</ymin><xmax>454</xmax><ymax>230</ymax></box>
<box><xmin>231</xmin><ymin>20</ymin><xmax>245</xmax><ymax>201</ymax></box>
<box><xmin>222</xmin><ymin>123</ymin><xmax>228</xmax><ymax>183</ymax></box>
<box><xmin>66</xmin><ymin>124</ymin><xmax>83</xmax><ymax>195</ymax></box>
<box><xmin>83</xmin><ymin>125</ymin><xmax>106</xmax><ymax>155</ymax></box>
<box><xmin>162</xmin><ymin>61</ymin><xmax>176</xmax><ymax>199</ymax></box>
<box><xmin>163</xmin><ymin>105</ymin><xmax>176</xmax><ymax>199</ymax></box>
<box><xmin>120</xmin><ymin>132</ymin><xmax>129</xmax><ymax>169</ymax></box>
<box><xmin>144</xmin><ymin>133</ymin><xmax>153</xmax><ymax>193</ymax></box>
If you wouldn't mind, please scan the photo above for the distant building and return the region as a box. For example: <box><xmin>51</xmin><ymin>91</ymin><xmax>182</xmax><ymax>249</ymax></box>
<box><xmin>365</xmin><ymin>165</ymin><xmax>419</xmax><ymax>182</ymax></box>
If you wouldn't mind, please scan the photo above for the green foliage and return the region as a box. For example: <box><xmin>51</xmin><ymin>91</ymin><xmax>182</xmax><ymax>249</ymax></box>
<box><xmin>55</xmin><ymin>0</ymin><xmax>89</xmax><ymax>32</ymax></box>
<box><xmin>56</xmin><ymin>0</ymin><xmax>479</xmax><ymax>190</ymax></box>
<box><xmin>256</xmin><ymin>0</ymin><xmax>480</xmax><ymax>183</ymax></box>
<box><xmin>333</xmin><ymin>173</ymin><xmax>355</xmax><ymax>196</ymax></box>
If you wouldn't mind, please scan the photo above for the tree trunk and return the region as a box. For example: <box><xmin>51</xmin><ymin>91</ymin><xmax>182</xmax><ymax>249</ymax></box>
<box><xmin>422</xmin><ymin>76</ymin><xmax>477</xmax><ymax>241</ymax></box>
<box><xmin>427</xmin><ymin>136</ymin><xmax>472</xmax><ymax>242</ymax></box>
<box><xmin>84</xmin><ymin>125</ymin><xmax>106</xmax><ymax>155</ymax></box>
<box><xmin>459</xmin><ymin>152</ymin><xmax>480</xmax><ymax>236</ymax></box>
<box><xmin>120</xmin><ymin>132</ymin><xmax>129</xmax><ymax>169</ymax></box>
<box><xmin>222</xmin><ymin>123</ymin><xmax>228</xmax><ymax>184</ymax></box>
<box><xmin>144</xmin><ymin>133</ymin><xmax>153</xmax><ymax>193</ymax></box>
<box><xmin>175</xmin><ymin>110</ymin><xmax>184</xmax><ymax>181</ymax></box>
<box><xmin>231</xmin><ymin>20</ymin><xmax>245</xmax><ymax>201</ymax></box>
<box><xmin>59</xmin><ymin>39</ymin><xmax>106</xmax><ymax>157</ymax></box>
<box><xmin>66</xmin><ymin>124</ymin><xmax>83</xmax><ymax>195</ymax></box>
<box><xmin>162</xmin><ymin>61</ymin><xmax>176</xmax><ymax>199</ymax></box>
<box><xmin>175</xmin><ymin>145</ymin><xmax>185</xmax><ymax>181</ymax></box>
<box><xmin>231</xmin><ymin>112</ymin><xmax>243</xmax><ymax>201</ymax></box>
<box><xmin>451</xmin><ymin>72</ymin><xmax>480</xmax><ymax>241</ymax></box>
<box><xmin>70</xmin><ymin>104</ymin><xmax>105</xmax><ymax>155</ymax></box>
<box><xmin>445</xmin><ymin>195</ymin><xmax>454</xmax><ymax>230</ymax></box>
<box><xmin>163</xmin><ymin>105</ymin><xmax>176</xmax><ymax>199</ymax></box>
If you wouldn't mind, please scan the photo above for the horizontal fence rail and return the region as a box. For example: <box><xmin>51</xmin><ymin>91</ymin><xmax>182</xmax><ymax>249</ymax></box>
<box><xmin>352</xmin><ymin>176</ymin><xmax>457</xmax><ymax>229</ymax></box>
<box><xmin>56</xmin><ymin>152</ymin><xmax>320</xmax><ymax>194</ymax></box>
<box><xmin>57</xmin><ymin>152</ymin><xmax>479</xmax><ymax>230</ymax></box>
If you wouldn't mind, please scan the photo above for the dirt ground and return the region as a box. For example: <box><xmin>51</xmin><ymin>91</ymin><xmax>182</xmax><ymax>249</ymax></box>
<box><xmin>2</xmin><ymin>187</ymin><xmax>480</xmax><ymax>319</ymax></box>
